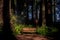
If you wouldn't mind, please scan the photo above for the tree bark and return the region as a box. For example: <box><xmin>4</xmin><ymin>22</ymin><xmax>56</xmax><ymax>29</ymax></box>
<box><xmin>42</xmin><ymin>0</ymin><xmax>46</xmax><ymax>26</ymax></box>
<box><xmin>2</xmin><ymin>0</ymin><xmax>17</xmax><ymax>40</ymax></box>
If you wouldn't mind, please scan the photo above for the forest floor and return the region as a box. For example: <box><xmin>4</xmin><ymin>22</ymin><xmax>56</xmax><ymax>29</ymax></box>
<box><xmin>16</xmin><ymin>34</ymin><xmax>54</xmax><ymax>40</ymax></box>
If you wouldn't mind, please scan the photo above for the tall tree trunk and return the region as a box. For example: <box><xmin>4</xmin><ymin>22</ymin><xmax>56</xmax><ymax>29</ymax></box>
<box><xmin>42</xmin><ymin>0</ymin><xmax>46</xmax><ymax>26</ymax></box>
<box><xmin>2</xmin><ymin>0</ymin><xmax>17</xmax><ymax>40</ymax></box>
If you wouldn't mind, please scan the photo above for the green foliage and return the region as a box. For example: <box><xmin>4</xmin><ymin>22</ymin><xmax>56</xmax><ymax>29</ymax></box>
<box><xmin>22</xmin><ymin>24</ymin><xmax>33</xmax><ymax>28</ymax></box>
<box><xmin>13</xmin><ymin>24</ymin><xmax>25</xmax><ymax>35</ymax></box>
<box><xmin>13</xmin><ymin>24</ymin><xmax>34</xmax><ymax>35</ymax></box>
<box><xmin>36</xmin><ymin>26</ymin><xmax>49</xmax><ymax>36</ymax></box>
<box><xmin>13</xmin><ymin>24</ymin><xmax>35</xmax><ymax>35</ymax></box>
<box><xmin>51</xmin><ymin>27</ymin><xmax>58</xmax><ymax>33</ymax></box>
<box><xmin>27</xmin><ymin>25</ymin><xmax>32</xmax><ymax>28</ymax></box>
<box><xmin>36</xmin><ymin>26</ymin><xmax>58</xmax><ymax>36</ymax></box>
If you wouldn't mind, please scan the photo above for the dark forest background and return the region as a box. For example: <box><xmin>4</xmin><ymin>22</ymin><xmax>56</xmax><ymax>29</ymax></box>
<box><xmin>0</xmin><ymin>0</ymin><xmax>60</xmax><ymax>40</ymax></box>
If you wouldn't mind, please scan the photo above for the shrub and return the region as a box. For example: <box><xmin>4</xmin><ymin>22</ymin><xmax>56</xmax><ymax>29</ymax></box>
<box><xmin>36</xmin><ymin>26</ymin><xmax>58</xmax><ymax>36</ymax></box>
<box><xmin>36</xmin><ymin>26</ymin><xmax>49</xmax><ymax>36</ymax></box>
<box><xmin>13</xmin><ymin>24</ymin><xmax>25</xmax><ymax>35</ymax></box>
<box><xmin>51</xmin><ymin>27</ymin><xmax>58</xmax><ymax>33</ymax></box>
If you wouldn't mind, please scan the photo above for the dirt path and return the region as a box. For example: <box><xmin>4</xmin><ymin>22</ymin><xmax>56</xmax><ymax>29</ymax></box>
<box><xmin>16</xmin><ymin>34</ymin><xmax>54</xmax><ymax>40</ymax></box>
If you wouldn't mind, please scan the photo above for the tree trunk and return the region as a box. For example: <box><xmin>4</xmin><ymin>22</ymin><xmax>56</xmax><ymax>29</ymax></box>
<box><xmin>2</xmin><ymin>0</ymin><xmax>17</xmax><ymax>40</ymax></box>
<box><xmin>42</xmin><ymin>0</ymin><xmax>46</xmax><ymax>26</ymax></box>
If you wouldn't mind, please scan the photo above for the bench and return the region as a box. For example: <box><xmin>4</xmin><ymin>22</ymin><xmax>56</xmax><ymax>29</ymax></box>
<box><xmin>21</xmin><ymin>28</ymin><xmax>36</xmax><ymax>34</ymax></box>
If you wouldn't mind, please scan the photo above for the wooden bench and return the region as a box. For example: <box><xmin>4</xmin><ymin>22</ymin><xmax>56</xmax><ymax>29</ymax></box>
<box><xmin>21</xmin><ymin>28</ymin><xmax>36</xmax><ymax>34</ymax></box>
